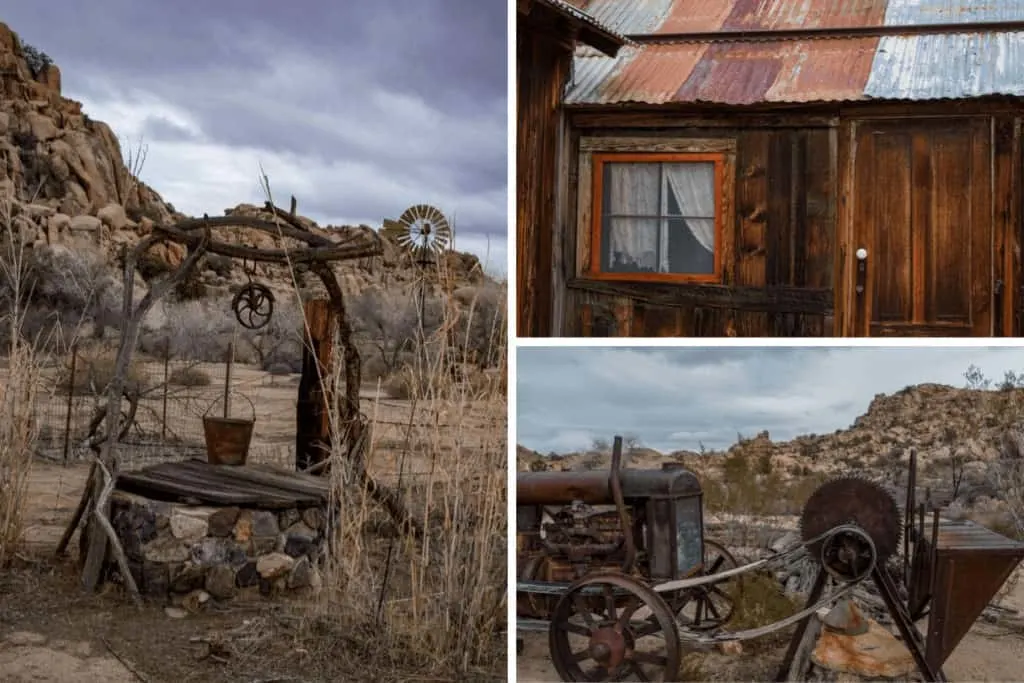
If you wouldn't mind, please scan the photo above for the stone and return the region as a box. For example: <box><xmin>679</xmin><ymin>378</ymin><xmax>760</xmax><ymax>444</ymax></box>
<box><xmin>26</xmin><ymin>112</ymin><xmax>59</xmax><ymax>141</ymax></box>
<box><xmin>301</xmin><ymin>507</ymin><xmax>324</xmax><ymax>530</ymax></box>
<box><xmin>234</xmin><ymin>511</ymin><xmax>253</xmax><ymax>543</ymax></box>
<box><xmin>191</xmin><ymin>537</ymin><xmax>247</xmax><ymax>568</ymax></box>
<box><xmin>287</xmin><ymin>557</ymin><xmax>312</xmax><ymax>589</ymax></box>
<box><xmin>141</xmin><ymin>561</ymin><xmax>170</xmax><ymax>596</ymax></box>
<box><xmin>278</xmin><ymin>508</ymin><xmax>300</xmax><ymax>529</ymax></box>
<box><xmin>236</xmin><ymin>561</ymin><xmax>260</xmax><ymax>588</ymax></box>
<box><xmin>811</xmin><ymin>618</ymin><xmax>916</xmax><ymax>679</ymax></box>
<box><xmin>256</xmin><ymin>552</ymin><xmax>294</xmax><ymax>580</ymax></box>
<box><xmin>48</xmin><ymin>212</ymin><xmax>70</xmax><ymax>235</ymax></box>
<box><xmin>169</xmin><ymin>508</ymin><xmax>211</xmax><ymax>541</ymax></box>
<box><xmin>718</xmin><ymin>641</ymin><xmax>743</xmax><ymax>656</ymax></box>
<box><xmin>69</xmin><ymin>214</ymin><xmax>101</xmax><ymax>233</ymax></box>
<box><xmin>208</xmin><ymin>507</ymin><xmax>240</xmax><ymax>537</ymax></box>
<box><xmin>181</xmin><ymin>589</ymin><xmax>210</xmax><ymax>614</ymax></box>
<box><xmin>170</xmin><ymin>562</ymin><xmax>207</xmax><ymax>593</ymax></box>
<box><xmin>284</xmin><ymin>533</ymin><xmax>316</xmax><ymax>559</ymax></box>
<box><xmin>164</xmin><ymin>607</ymin><xmax>188</xmax><ymax>619</ymax></box>
<box><xmin>143</xmin><ymin>534</ymin><xmax>189</xmax><ymax>563</ymax></box>
<box><xmin>251</xmin><ymin>510</ymin><xmax>280</xmax><ymax>538</ymax></box>
<box><xmin>0</xmin><ymin>111</ymin><xmax>9</xmax><ymax>136</ymax></box>
<box><xmin>205</xmin><ymin>564</ymin><xmax>237</xmax><ymax>600</ymax></box>
<box><xmin>5</xmin><ymin>631</ymin><xmax>47</xmax><ymax>647</ymax></box>
<box><xmin>97</xmin><ymin>202</ymin><xmax>128</xmax><ymax>231</ymax></box>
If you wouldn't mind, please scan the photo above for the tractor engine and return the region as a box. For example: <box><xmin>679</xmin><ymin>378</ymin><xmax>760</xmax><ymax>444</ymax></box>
<box><xmin>517</xmin><ymin>501</ymin><xmax>637</xmax><ymax>619</ymax></box>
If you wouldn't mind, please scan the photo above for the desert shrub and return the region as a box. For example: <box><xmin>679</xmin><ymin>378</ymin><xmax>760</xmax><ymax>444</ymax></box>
<box><xmin>727</xmin><ymin>571</ymin><xmax>798</xmax><ymax>653</ymax></box>
<box><xmin>19</xmin><ymin>41</ymin><xmax>53</xmax><ymax>79</ymax></box>
<box><xmin>351</xmin><ymin>287</ymin><xmax>443</xmax><ymax>376</ymax></box>
<box><xmin>267</xmin><ymin>362</ymin><xmax>293</xmax><ymax>377</ymax></box>
<box><xmin>168</xmin><ymin>365</ymin><xmax>211</xmax><ymax>387</ymax></box>
<box><xmin>58</xmin><ymin>351</ymin><xmax>148</xmax><ymax>396</ymax></box>
<box><xmin>204</xmin><ymin>254</ymin><xmax>233</xmax><ymax>278</ymax></box>
<box><xmin>383</xmin><ymin>370</ymin><xmax>414</xmax><ymax>400</ymax></box>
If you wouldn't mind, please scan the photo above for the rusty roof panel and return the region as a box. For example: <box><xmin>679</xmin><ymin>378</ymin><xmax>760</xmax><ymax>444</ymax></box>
<box><xmin>721</xmin><ymin>0</ymin><xmax>891</xmax><ymax>31</ymax></box>
<box><xmin>567</xmin><ymin>37</ymin><xmax>877</xmax><ymax>105</ymax></box>
<box><xmin>883</xmin><ymin>0</ymin><xmax>1024</xmax><ymax>25</ymax></box>
<box><xmin>604</xmin><ymin>43</ymin><xmax>707</xmax><ymax>103</ymax></box>
<box><xmin>866</xmin><ymin>31</ymin><xmax>1024</xmax><ymax>100</ymax></box>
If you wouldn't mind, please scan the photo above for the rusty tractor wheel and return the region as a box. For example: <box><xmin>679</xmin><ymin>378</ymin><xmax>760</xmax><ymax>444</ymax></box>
<box><xmin>672</xmin><ymin>538</ymin><xmax>740</xmax><ymax>631</ymax></box>
<box><xmin>549</xmin><ymin>573</ymin><xmax>680</xmax><ymax>682</ymax></box>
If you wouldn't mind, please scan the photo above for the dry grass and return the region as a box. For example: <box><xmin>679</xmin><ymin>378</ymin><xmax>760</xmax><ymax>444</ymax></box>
<box><xmin>0</xmin><ymin>201</ymin><xmax>44</xmax><ymax>568</ymax></box>
<box><xmin>312</xmin><ymin>271</ymin><xmax>507</xmax><ymax>679</ymax></box>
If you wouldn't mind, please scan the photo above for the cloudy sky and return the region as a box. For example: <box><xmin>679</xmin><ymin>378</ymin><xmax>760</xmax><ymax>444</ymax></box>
<box><xmin>5</xmin><ymin>1</ymin><xmax>507</xmax><ymax>274</ymax></box>
<box><xmin>517</xmin><ymin>346</ymin><xmax>1024</xmax><ymax>454</ymax></box>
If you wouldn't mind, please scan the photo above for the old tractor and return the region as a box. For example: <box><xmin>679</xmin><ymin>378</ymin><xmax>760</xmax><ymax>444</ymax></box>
<box><xmin>516</xmin><ymin>436</ymin><xmax>1024</xmax><ymax>682</ymax></box>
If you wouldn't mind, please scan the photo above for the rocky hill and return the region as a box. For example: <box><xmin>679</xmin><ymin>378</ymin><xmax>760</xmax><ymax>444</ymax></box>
<box><xmin>0</xmin><ymin>22</ymin><xmax>491</xmax><ymax>309</ymax></box>
<box><xmin>518</xmin><ymin>382</ymin><xmax>1024</xmax><ymax>527</ymax></box>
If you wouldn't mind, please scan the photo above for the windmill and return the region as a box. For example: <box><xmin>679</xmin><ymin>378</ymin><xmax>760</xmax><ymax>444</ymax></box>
<box><xmin>382</xmin><ymin>204</ymin><xmax>453</xmax><ymax>336</ymax></box>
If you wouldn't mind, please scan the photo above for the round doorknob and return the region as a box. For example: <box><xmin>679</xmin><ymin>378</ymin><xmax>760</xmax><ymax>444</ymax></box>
<box><xmin>855</xmin><ymin>248</ymin><xmax>868</xmax><ymax>261</ymax></box>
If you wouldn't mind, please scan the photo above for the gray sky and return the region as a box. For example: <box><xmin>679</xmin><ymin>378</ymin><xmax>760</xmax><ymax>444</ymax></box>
<box><xmin>5</xmin><ymin>1</ymin><xmax>507</xmax><ymax>274</ymax></box>
<box><xmin>517</xmin><ymin>346</ymin><xmax>1024</xmax><ymax>454</ymax></box>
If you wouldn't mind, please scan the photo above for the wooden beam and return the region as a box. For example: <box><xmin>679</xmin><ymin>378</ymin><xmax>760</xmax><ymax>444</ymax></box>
<box><xmin>566</xmin><ymin>279</ymin><xmax>833</xmax><ymax>315</ymax></box>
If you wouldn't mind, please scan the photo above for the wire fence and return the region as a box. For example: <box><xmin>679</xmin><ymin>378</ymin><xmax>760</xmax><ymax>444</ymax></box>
<box><xmin>28</xmin><ymin>339</ymin><xmax>506</xmax><ymax>478</ymax></box>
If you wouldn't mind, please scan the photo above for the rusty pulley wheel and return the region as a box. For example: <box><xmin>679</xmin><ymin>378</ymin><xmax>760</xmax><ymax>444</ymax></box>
<box><xmin>232</xmin><ymin>282</ymin><xmax>275</xmax><ymax>330</ymax></box>
<box><xmin>673</xmin><ymin>538</ymin><xmax>740</xmax><ymax>631</ymax></box>
<box><xmin>800</xmin><ymin>476</ymin><xmax>901</xmax><ymax>562</ymax></box>
<box><xmin>549</xmin><ymin>573</ymin><xmax>680</xmax><ymax>682</ymax></box>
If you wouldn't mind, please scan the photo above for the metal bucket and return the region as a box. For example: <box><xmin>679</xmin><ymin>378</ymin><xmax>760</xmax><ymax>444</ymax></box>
<box><xmin>202</xmin><ymin>394</ymin><xmax>255</xmax><ymax>466</ymax></box>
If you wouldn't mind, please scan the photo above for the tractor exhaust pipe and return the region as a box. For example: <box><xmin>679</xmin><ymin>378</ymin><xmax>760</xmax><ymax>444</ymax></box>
<box><xmin>609</xmin><ymin>435</ymin><xmax>637</xmax><ymax>573</ymax></box>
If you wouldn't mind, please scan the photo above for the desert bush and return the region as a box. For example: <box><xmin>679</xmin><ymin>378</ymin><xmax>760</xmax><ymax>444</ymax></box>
<box><xmin>0</xmin><ymin>244</ymin><xmax>121</xmax><ymax>343</ymax></box>
<box><xmin>351</xmin><ymin>287</ymin><xmax>443</xmax><ymax>376</ymax></box>
<box><xmin>266</xmin><ymin>362</ymin><xmax>293</xmax><ymax>377</ymax></box>
<box><xmin>727</xmin><ymin>571</ymin><xmax>799</xmax><ymax>653</ymax></box>
<box><xmin>59</xmin><ymin>350</ymin><xmax>147</xmax><ymax>396</ymax></box>
<box><xmin>0</xmin><ymin>206</ymin><xmax>44</xmax><ymax>567</ymax></box>
<box><xmin>168</xmin><ymin>365</ymin><xmax>211</xmax><ymax>387</ymax></box>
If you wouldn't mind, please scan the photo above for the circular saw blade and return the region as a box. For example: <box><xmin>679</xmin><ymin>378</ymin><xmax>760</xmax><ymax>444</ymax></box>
<box><xmin>800</xmin><ymin>476</ymin><xmax>901</xmax><ymax>561</ymax></box>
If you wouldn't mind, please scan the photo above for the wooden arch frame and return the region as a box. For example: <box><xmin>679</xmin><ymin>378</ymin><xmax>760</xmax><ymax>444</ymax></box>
<box><xmin>72</xmin><ymin>200</ymin><xmax>423</xmax><ymax>599</ymax></box>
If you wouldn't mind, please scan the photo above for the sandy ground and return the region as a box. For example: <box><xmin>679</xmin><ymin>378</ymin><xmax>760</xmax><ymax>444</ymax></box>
<box><xmin>514</xmin><ymin>578</ymin><xmax>1024</xmax><ymax>682</ymax></box>
<box><xmin>2</xmin><ymin>362</ymin><xmax>505</xmax><ymax>683</ymax></box>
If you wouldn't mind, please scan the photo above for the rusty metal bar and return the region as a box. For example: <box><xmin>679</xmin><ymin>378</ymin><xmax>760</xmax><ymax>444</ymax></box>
<box><xmin>774</xmin><ymin>567</ymin><xmax>828</xmax><ymax>682</ymax></box>
<box><xmin>873</xmin><ymin>565</ymin><xmax>945</xmax><ymax>682</ymax></box>
<box><xmin>609</xmin><ymin>436</ymin><xmax>637</xmax><ymax>573</ymax></box>
<box><xmin>629</xmin><ymin>20</ymin><xmax>1024</xmax><ymax>44</ymax></box>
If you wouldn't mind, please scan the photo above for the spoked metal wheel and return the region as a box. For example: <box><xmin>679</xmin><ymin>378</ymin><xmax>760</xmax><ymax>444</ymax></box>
<box><xmin>673</xmin><ymin>539</ymin><xmax>740</xmax><ymax>631</ymax></box>
<box><xmin>549</xmin><ymin>573</ymin><xmax>680</xmax><ymax>682</ymax></box>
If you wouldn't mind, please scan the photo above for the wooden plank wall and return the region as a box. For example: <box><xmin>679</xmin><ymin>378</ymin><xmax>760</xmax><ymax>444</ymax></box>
<box><xmin>562</xmin><ymin>120</ymin><xmax>836</xmax><ymax>337</ymax></box>
<box><xmin>516</xmin><ymin>19</ymin><xmax>573</xmax><ymax>337</ymax></box>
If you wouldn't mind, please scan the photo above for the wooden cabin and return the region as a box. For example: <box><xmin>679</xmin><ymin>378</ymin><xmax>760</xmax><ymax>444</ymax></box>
<box><xmin>517</xmin><ymin>0</ymin><xmax>1024</xmax><ymax>337</ymax></box>
<box><xmin>516</xmin><ymin>0</ymin><xmax>625</xmax><ymax>336</ymax></box>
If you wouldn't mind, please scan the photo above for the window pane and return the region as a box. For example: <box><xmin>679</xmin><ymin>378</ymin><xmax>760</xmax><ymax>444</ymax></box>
<box><xmin>603</xmin><ymin>163</ymin><xmax>660</xmax><ymax>217</ymax></box>
<box><xmin>663</xmin><ymin>162</ymin><xmax>715</xmax><ymax>219</ymax></box>
<box><xmin>603</xmin><ymin>217</ymin><xmax>660</xmax><ymax>273</ymax></box>
<box><xmin>666</xmin><ymin>217</ymin><xmax>714</xmax><ymax>274</ymax></box>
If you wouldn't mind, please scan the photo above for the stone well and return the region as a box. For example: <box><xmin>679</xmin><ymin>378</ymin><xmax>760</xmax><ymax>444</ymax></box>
<box><xmin>106</xmin><ymin>491</ymin><xmax>327</xmax><ymax>601</ymax></box>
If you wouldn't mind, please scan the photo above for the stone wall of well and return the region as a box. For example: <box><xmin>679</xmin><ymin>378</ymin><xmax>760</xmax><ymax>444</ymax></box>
<box><xmin>108</xmin><ymin>491</ymin><xmax>327</xmax><ymax>600</ymax></box>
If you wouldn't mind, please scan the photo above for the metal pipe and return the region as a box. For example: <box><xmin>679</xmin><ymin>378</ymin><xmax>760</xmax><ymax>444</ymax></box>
<box><xmin>609</xmin><ymin>435</ymin><xmax>637</xmax><ymax>573</ymax></box>
<box><xmin>628</xmin><ymin>20</ymin><xmax>1024</xmax><ymax>44</ymax></box>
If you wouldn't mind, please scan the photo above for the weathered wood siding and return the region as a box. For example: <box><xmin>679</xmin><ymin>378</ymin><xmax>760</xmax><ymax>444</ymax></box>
<box><xmin>561</xmin><ymin>117</ymin><xmax>837</xmax><ymax>337</ymax></box>
<box><xmin>516</xmin><ymin>17</ymin><xmax>573</xmax><ymax>337</ymax></box>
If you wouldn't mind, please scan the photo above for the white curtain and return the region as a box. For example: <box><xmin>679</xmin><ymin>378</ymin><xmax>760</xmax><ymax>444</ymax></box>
<box><xmin>603</xmin><ymin>161</ymin><xmax>715</xmax><ymax>274</ymax></box>
<box><xmin>605</xmin><ymin>163</ymin><xmax>659</xmax><ymax>272</ymax></box>
<box><xmin>664</xmin><ymin>162</ymin><xmax>715</xmax><ymax>254</ymax></box>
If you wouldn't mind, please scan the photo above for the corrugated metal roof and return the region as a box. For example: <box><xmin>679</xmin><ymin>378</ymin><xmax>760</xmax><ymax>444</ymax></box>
<box><xmin>537</xmin><ymin>0</ymin><xmax>629</xmax><ymax>40</ymax></box>
<box><xmin>866</xmin><ymin>31</ymin><xmax>1024</xmax><ymax>99</ymax></box>
<box><xmin>883</xmin><ymin>0</ymin><xmax>1024</xmax><ymax>26</ymax></box>
<box><xmin>563</xmin><ymin>0</ymin><xmax>1024</xmax><ymax>105</ymax></box>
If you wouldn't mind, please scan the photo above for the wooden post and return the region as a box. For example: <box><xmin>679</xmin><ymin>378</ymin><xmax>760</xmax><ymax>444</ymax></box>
<box><xmin>295</xmin><ymin>299</ymin><xmax>333</xmax><ymax>472</ymax></box>
<box><xmin>160</xmin><ymin>340</ymin><xmax>170</xmax><ymax>441</ymax></box>
<box><xmin>223</xmin><ymin>341</ymin><xmax>234</xmax><ymax>419</ymax></box>
<box><xmin>62</xmin><ymin>344</ymin><xmax>78</xmax><ymax>465</ymax></box>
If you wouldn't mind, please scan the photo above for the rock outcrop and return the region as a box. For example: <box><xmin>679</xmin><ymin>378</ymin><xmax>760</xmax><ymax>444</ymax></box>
<box><xmin>0</xmin><ymin>22</ymin><xmax>491</xmax><ymax>304</ymax></box>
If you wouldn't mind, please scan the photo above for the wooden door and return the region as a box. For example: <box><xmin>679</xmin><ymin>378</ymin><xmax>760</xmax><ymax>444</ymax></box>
<box><xmin>850</xmin><ymin>119</ymin><xmax>993</xmax><ymax>336</ymax></box>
